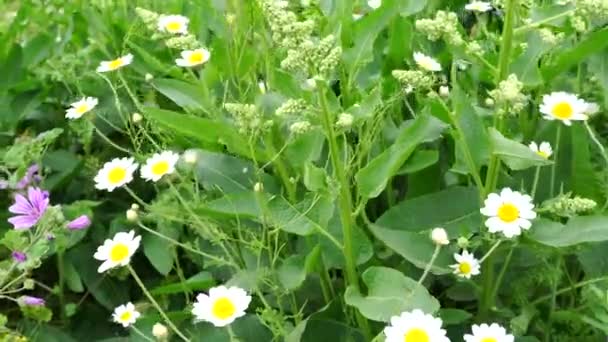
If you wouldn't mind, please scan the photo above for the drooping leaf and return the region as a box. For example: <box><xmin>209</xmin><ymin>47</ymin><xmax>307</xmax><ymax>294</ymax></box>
<box><xmin>529</xmin><ymin>216</ymin><xmax>608</xmax><ymax>247</ymax></box>
<box><xmin>489</xmin><ymin>128</ymin><xmax>552</xmax><ymax>170</ymax></box>
<box><xmin>345</xmin><ymin>266</ymin><xmax>440</xmax><ymax>322</ymax></box>
<box><xmin>151</xmin><ymin>78</ymin><xmax>209</xmax><ymax>112</ymax></box>
<box><xmin>150</xmin><ymin>272</ymin><xmax>215</xmax><ymax>295</ymax></box>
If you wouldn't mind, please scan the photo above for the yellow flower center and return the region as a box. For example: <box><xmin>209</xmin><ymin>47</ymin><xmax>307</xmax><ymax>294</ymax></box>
<box><xmin>188</xmin><ymin>51</ymin><xmax>205</xmax><ymax>64</ymax></box>
<box><xmin>459</xmin><ymin>262</ymin><xmax>472</xmax><ymax>274</ymax></box>
<box><xmin>166</xmin><ymin>21</ymin><xmax>182</xmax><ymax>32</ymax></box>
<box><xmin>75</xmin><ymin>104</ymin><xmax>89</xmax><ymax>114</ymax></box>
<box><xmin>552</xmin><ymin>102</ymin><xmax>573</xmax><ymax>119</ymax></box>
<box><xmin>109</xmin><ymin>243</ymin><xmax>129</xmax><ymax>262</ymax></box>
<box><xmin>108</xmin><ymin>167</ymin><xmax>127</xmax><ymax>184</ymax></box>
<box><xmin>211</xmin><ymin>297</ymin><xmax>236</xmax><ymax>320</ymax></box>
<box><xmin>120</xmin><ymin>311</ymin><xmax>132</xmax><ymax>322</ymax></box>
<box><xmin>404</xmin><ymin>328</ymin><xmax>430</xmax><ymax>342</ymax></box>
<box><xmin>151</xmin><ymin>161</ymin><xmax>170</xmax><ymax>176</ymax></box>
<box><xmin>536</xmin><ymin>151</ymin><xmax>548</xmax><ymax>159</ymax></box>
<box><xmin>108</xmin><ymin>58</ymin><xmax>124</xmax><ymax>70</ymax></box>
<box><xmin>481</xmin><ymin>338</ymin><xmax>498</xmax><ymax>342</ymax></box>
<box><xmin>497</xmin><ymin>203</ymin><xmax>519</xmax><ymax>222</ymax></box>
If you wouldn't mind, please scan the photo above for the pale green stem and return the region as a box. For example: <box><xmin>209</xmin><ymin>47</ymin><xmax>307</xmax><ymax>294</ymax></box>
<box><xmin>480</xmin><ymin>240</ymin><xmax>503</xmax><ymax>263</ymax></box>
<box><xmin>550</xmin><ymin>124</ymin><xmax>562</xmax><ymax>197</ymax></box>
<box><xmin>584</xmin><ymin>121</ymin><xmax>608</xmax><ymax>166</ymax></box>
<box><xmin>131</xmin><ymin>326</ymin><xmax>155</xmax><ymax>342</ymax></box>
<box><xmin>514</xmin><ymin>9</ymin><xmax>575</xmax><ymax>35</ymax></box>
<box><xmin>531</xmin><ymin>276</ymin><xmax>608</xmax><ymax>305</ymax></box>
<box><xmin>127</xmin><ymin>265</ymin><xmax>189</xmax><ymax>342</ymax></box>
<box><xmin>531</xmin><ymin>166</ymin><xmax>541</xmax><ymax>199</ymax></box>
<box><xmin>417</xmin><ymin>245</ymin><xmax>442</xmax><ymax>286</ymax></box>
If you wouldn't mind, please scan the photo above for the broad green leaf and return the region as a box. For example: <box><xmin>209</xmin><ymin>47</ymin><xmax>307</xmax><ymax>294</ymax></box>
<box><xmin>452</xmin><ymin>86</ymin><xmax>490</xmax><ymax>172</ymax></box>
<box><xmin>397</xmin><ymin>150</ymin><xmax>439</xmax><ymax>175</ymax></box>
<box><xmin>571</xmin><ymin>125</ymin><xmax>602</xmax><ymax>202</ymax></box>
<box><xmin>144</xmin><ymin>107</ymin><xmax>252</xmax><ymax>159</ymax></box>
<box><xmin>303</xmin><ymin>162</ymin><xmax>327</xmax><ymax>192</ymax></box>
<box><xmin>143</xmin><ymin>226</ymin><xmax>177</xmax><ymax>275</ymax></box>
<box><xmin>590</xmin><ymin>54</ymin><xmax>608</xmax><ymax>108</ymax></box>
<box><xmin>511</xmin><ymin>31</ymin><xmax>552</xmax><ymax>86</ymax></box>
<box><xmin>151</xmin><ymin>78</ymin><xmax>208</xmax><ymax>112</ymax></box>
<box><xmin>150</xmin><ymin>272</ymin><xmax>215</xmax><ymax>295</ymax></box>
<box><xmin>529</xmin><ymin>216</ymin><xmax>608</xmax><ymax>247</ymax></box>
<box><xmin>489</xmin><ymin>128</ymin><xmax>552</xmax><ymax>170</ymax></box>
<box><xmin>356</xmin><ymin>114</ymin><xmax>446</xmax><ymax>198</ymax></box>
<box><xmin>345</xmin><ymin>266</ymin><xmax>440</xmax><ymax>322</ymax></box>
<box><xmin>376</xmin><ymin>186</ymin><xmax>481</xmax><ymax>234</ymax></box>
<box><xmin>320</xmin><ymin>214</ymin><xmax>373</xmax><ymax>268</ymax></box>
<box><xmin>542</xmin><ymin>26</ymin><xmax>608</xmax><ymax>82</ymax></box>
<box><xmin>267</xmin><ymin>194</ymin><xmax>334</xmax><ymax>236</ymax></box>
<box><xmin>399</xmin><ymin>0</ymin><xmax>427</xmax><ymax>16</ymax></box>
<box><xmin>289</xmin><ymin>301</ymin><xmax>365</xmax><ymax>342</ymax></box>
<box><xmin>438</xmin><ymin>308</ymin><xmax>473</xmax><ymax>325</ymax></box>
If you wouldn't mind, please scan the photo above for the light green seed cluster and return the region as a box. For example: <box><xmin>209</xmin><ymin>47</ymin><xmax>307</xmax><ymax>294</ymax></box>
<box><xmin>466</xmin><ymin>41</ymin><xmax>483</xmax><ymax>56</ymax></box>
<box><xmin>573</xmin><ymin>0</ymin><xmax>608</xmax><ymax>21</ymax></box>
<box><xmin>539</xmin><ymin>28</ymin><xmax>565</xmax><ymax>46</ymax></box>
<box><xmin>415</xmin><ymin>11</ymin><xmax>464</xmax><ymax>46</ymax></box>
<box><xmin>224</xmin><ymin>103</ymin><xmax>272</xmax><ymax>135</ymax></box>
<box><xmin>289</xmin><ymin>121</ymin><xmax>312</xmax><ymax>135</ymax></box>
<box><xmin>135</xmin><ymin>7</ymin><xmax>201</xmax><ymax>49</ymax></box>
<box><xmin>165</xmin><ymin>35</ymin><xmax>201</xmax><ymax>50</ymax></box>
<box><xmin>543</xmin><ymin>193</ymin><xmax>597</xmax><ymax>218</ymax></box>
<box><xmin>259</xmin><ymin>0</ymin><xmax>341</xmax><ymax>78</ymax></box>
<box><xmin>488</xmin><ymin>74</ymin><xmax>527</xmax><ymax>114</ymax></box>
<box><xmin>275</xmin><ymin>99</ymin><xmax>308</xmax><ymax>117</ymax></box>
<box><xmin>391</xmin><ymin>70</ymin><xmax>435</xmax><ymax>92</ymax></box>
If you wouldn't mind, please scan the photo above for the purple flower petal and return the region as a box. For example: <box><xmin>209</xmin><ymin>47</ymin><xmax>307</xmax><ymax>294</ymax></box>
<box><xmin>8</xmin><ymin>194</ymin><xmax>32</xmax><ymax>215</ymax></box>
<box><xmin>67</xmin><ymin>215</ymin><xmax>91</xmax><ymax>230</ymax></box>
<box><xmin>21</xmin><ymin>296</ymin><xmax>45</xmax><ymax>306</ymax></box>
<box><xmin>12</xmin><ymin>251</ymin><xmax>27</xmax><ymax>263</ymax></box>
<box><xmin>8</xmin><ymin>215</ymin><xmax>38</xmax><ymax>230</ymax></box>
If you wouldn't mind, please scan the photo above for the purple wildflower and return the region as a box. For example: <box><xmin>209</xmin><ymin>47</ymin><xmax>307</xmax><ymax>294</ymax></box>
<box><xmin>15</xmin><ymin>164</ymin><xmax>41</xmax><ymax>190</ymax></box>
<box><xmin>12</xmin><ymin>251</ymin><xmax>27</xmax><ymax>263</ymax></box>
<box><xmin>21</xmin><ymin>296</ymin><xmax>45</xmax><ymax>306</ymax></box>
<box><xmin>8</xmin><ymin>187</ymin><xmax>49</xmax><ymax>230</ymax></box>
<box><xmin>67</xmin><ymin>215</ymin><xmax>91</xmax><ymax>230</ymax></box>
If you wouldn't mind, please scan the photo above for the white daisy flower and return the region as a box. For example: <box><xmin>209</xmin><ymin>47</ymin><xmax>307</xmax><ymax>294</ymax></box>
<box><xmin>157</xmin><ymin>14</ymin><xmax>189</xmax><ymax>35</ymax></box>
<box><xmin>94</xmin><ymin>230</ymin><xmax>141</xmax><ymax>273</ymax></box>
<box><xmin>384</xmin><ymin>309</ymin><xmax>449</xmax><ymax>342</ymax></box>
<box><xmin>192</xmin><ymin>285</ymin><xmax>251</xmax><ymax>327</ymax></box>
<box><xmin>584</xmin><ymin>101</ymin><xmax>600</xmax><ymax>116</ymax></box>
<box><xmin>465</xmin><ymin>1</ymin><xmax>493</xmax><ymax>12</ymax></box>
<box><xmin>96</xmin><ymin>53</ymin><xmax>134</xmax><ymax>73</ymax></box>
<box><xmin>140</xmin><ymin>151</ymin><xmax>180</xmax><ymax>182</ymax></box>
<box><xmin>450</xmin><ymin>250</ymin><xmax>481</xmax><ymax>279</ymax></box>
<box><xmin>480</xmin><ymin>188</ymin><xmax>537</xmax><ymax>238</ymax></box>
<box><xmin>65</xmin><ymin>97</ymin><xmax>98</xmax><ymax>120</ymax></box>
<box><xmin>414</xmin><ymin>52</ymin><xmax>442</xmax><ymax>72</ymax></box>
<box><xmin>94</xmin><ymin>157</ymin><xmax>139</xmax><ymax>192</ymax></box>
<box><xmin>352</xmin><ymin>12</ymin><xmax>364</xmax><ymax>20</ymax></box>
<box><xmin>464</xmin><ymin>323</ymin><xmax>514</xmax><ymax>342</ymax></box>
<box><xmin>539</xmin><ymin>91</ymin><xmax>589</xmax><ymax>125</ymax></box>
<box><xmin>175</xmin><ymin>48</ymin><xmax>211</xmax><ymax>67</ymax></box>
<box><xmin>112</xmin><ymin>302</ymin><xmax>141</xmax><ymax>327</ymax></box>
<box><xmin>528</xmin><ymin>141</ymin><xmax>553</xmax><ymax>159</ymax></box>
<box><xmin>368</xmin><ymin>0</ymin><xmax>382</xmax><ymax>9</ymax></box>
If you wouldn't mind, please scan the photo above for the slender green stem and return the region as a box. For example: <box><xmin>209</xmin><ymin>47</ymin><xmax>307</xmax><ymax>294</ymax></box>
<box><xmin>57</xmin><ymin>252</ymin><xmax>66</xmax><ymax>323</ymax></box>
<box><xmin>127</xmin><ymin>265</ymin><xmax>189</xmax><ymax>342</ymax></box>
<box><xmin>263</xmin><ymin>131</ymin><xmax>296</xmax><ymax>202</ymax></box>
<box><xmin>491</xmin><ymin>245</ymin><xmax>514</xmax><ymax>299</ymax></box>
<box><xmin>513</xmin><ymin>9</ymin><xmax>575</xmax><ymax>35</ymax></box>
<box><xmin>584</xmin><ymin>121</ymin><xmax>608</xmax><ymax>166</ymax></box>
<box><xmin>480</xmin><ymin>240</ymin><xmax>503</xmax><ymax>263</ymax></box>
<box><xmin>531</xmin><ymin>166</ymin><xmax>542</xmax><ymax>199</ymax></box>
<box><xmin>131</xmin><ymin>326</ymin><xmax>155</xmax><ymax>342</ymax></box>
<box><xmin>124</xmin><ymin>186</ymin><xmax>148</xmax><ymax>208</ymax></box>
<box><xmin>317</xmin><ymin>84</ymin><xmax>371</xmax><ymax>339</ymax></box>
<box><xmin>550</xmin><ymin>124</ymin><xmax>562</xmax><ymax>197</ymax></box>
<box><xmin>531</xmin><ymin>276</ymin><xmax>608</xmax><ymax>305</ymax></box>
<box><xmin>227</xmin><ymin>325</ymin><xmax>237</xmax><ymax>342</ymax></box>
<box><xmin>545</xmin><ymin>258</ymin><xmax>561</xmax><ymax>342</ymax></box>
<box><xmin>417</xmin><ymin>245</ymin><xmax>441</xmax><ymax>286</ymax></box>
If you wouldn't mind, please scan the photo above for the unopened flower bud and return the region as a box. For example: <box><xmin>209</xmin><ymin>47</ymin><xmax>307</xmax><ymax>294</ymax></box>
<box><xmin>431</xmin><ymin>227</ymin><xmax>449</xmax><ymax>245</ymax></box>
<box><xmin>152</xmin><ymin>323</ymin><xmax>168</xmax><ymax>339</ymax></box>
<box><xmin>145</xmin><ymin>73</ymin><xmax>154</xmax><ymax>82</ymax></box>
<box><xmin>336</xmin><ymin>113</ymin><xmax>354</xmax><ymax>129</ymax></box>
<box><xmin>457</xmin><ymin>237</ymin><xmax>470</xmax><ymax>249</ymax></box>
<box><xmin>254</xmin><ymin>182</ymin><xmax>264</xmax><ymax>192</ymax></box>
<box><xmin>183</xmin><ymin>150</ymin><xmax>198</xmax><ymax>164</ymax></box>
<box><xmin>439</xmin><ymin>86</ymin><xmax>450</xmax><ymax>97</ymax></box>
<box><xmin>132</xmin><ymin>113</ymin><xmax>143</xmax><ymax>123</ymax></box>
<box><xmin>484</xmin><ymin>98</ymin><xmax>494</xmax><ymax>107</ymax></box>
<box><xmin>23</xmin><ymin>279</ymin><xmax>35</xmax><ymax>290</ymax></box>
<box><xmin>131</xmin><ymin>203</ymin><xmax>140</xmax><ymax>210</ymax></box>
<box><xmin>126</xmin><ymin>209</ymin><xmax>138</xmax><ymax>221</ymax></box>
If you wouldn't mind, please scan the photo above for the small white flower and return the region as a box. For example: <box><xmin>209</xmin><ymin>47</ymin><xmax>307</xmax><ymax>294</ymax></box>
<box><xmin>126</xmin><ymin>209</ymin><xmax>138</xmax><ymax>222</ymax></box>
<box><xmin>192</xmin><ymin>285</ymin><xmax>251</xmax><ymax>327</ymax></box>
<box><xmin>112</xmin><ymin>302</ymin><xmax>140</xmax><ymax>327</ymax></box>
<box><xmin>413</xmin><ymin>52</ymin><xmax>442</xmax><ymax>72</ymax></box>
<box><xmin>539</xmin><ymin>92</ymin><xmax>589</xmax><ymax>125</ymax></box>
<box><xmin>157</xmin><ymin>14</ymin><xmax>189</xmax><ymax>35</ymax></box>
<box><xmin>480</xmin><ymin>188</ymin><xmax>537</xmax><ymax>238</ymax></box>
<box><xmin>140</xmin><ymin>151</ymin><xmax>180</xmax><ymax>182</ymax></box>
<box><xmin>258</xmin><ymin>81</ymin><xmax>267</xmax><ymax>94</ymax></box>
<box><xmin>368</xmin><ymin>0</ymin><xmax>382</xmax><ymax>9</ymax></box>
<box><xmin>450</xmin><ymin>250</ymin><xmax>481</xmax><ymax>279</ymax></box>
<box><xmin>465</xmin><ymin>1</ymin><xmax>493</xmax><ymax>12</ymax></box>
<box><xmin>94</xmin><ymin>157</ymin><xmax>138</xmax><ymax>192</ymax></box>
<box><xmin>96</xmin><ymin>53</ymin><xmax>133</xmax><ymax>73</ymax></box>
<box><xmin>529</xmin><ymin>141</ymin><xmax>553</xmax><ymax>159</ymax></box>
<box><xmin>464</xmin><ymin>323</ymin><xmax>514</xmax><ymax>342</ymax></box>
<box><xmin>439</xmin><ymin>86</ymin><xmax>450</xmax><ymax>97</ymax></box>
<box><xmin>94</xmin><ymin>230</ymin><xmax>141</xmax><ymax>273</ymax></box>
<box><xmin>183</xmin><ymin>150</ymin><xmax>198</xmax><ymax>164</ymax></box>
<box><xmin>431</xmin><ymin>227</ymin><xmax>449</xmax><ymax>246</ymax></box>
<box><xmin>175</xmin><ymin>48</ymin><xmax>211</xmax><ymax>67</ymax></box>
<box><xmin>66</xmin><ymin>97</ymin><xmax>98</xmax><ymax>119</ymax></box>
<box><xmin>384</xmin><ymin>309</ymin><xmax>449</xmax><ymax>342</ymax></box>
